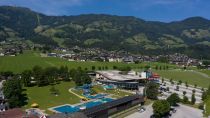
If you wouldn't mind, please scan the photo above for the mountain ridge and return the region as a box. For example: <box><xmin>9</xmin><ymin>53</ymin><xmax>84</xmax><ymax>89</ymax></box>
<box><xmin>1</xmin><ymin>6</ymin><xmax>210</xmax><ymax>58</ymax></box>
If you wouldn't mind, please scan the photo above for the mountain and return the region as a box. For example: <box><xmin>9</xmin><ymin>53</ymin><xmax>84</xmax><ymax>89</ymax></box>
<box><xmin>1</xmin><ymin>6</ymin><xmax>210</xmax><ymax>58</ymax></box>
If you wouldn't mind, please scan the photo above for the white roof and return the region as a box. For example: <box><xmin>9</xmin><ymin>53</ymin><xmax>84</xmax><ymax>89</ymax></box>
<box><xmin>96</xmin><ymin>70</ymin><xmax>145</xmax><ymax>81</ymax></box>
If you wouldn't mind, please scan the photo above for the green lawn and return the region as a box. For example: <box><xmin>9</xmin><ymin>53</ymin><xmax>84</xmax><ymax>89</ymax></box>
<box><xmin>23</xmin><ymin>81</ymin><xmax>79</xmax><ymax>112</ymax></box>
<box><xmin>199</xmin><ymin>70</ymin><xmax>210</xmax><ymax>76</ymax></box>
<box><xmin>92</xmin><ymin>85</ymin><xmax>133</xmax><ymax>98</ymax></box>
<box><xmin>0</xmin><ymin>50</ymin><xmax>175</xmax><ymax>73</ymax></box>
<box><xmin>154</xmin><ymin>70</ymin><xmax>210</xmax><ymax>88</ymax></box>
<box><xmin>205</xmin><ymin>96</ymin><xmax>210</xmax><ymax>116</ymax></box>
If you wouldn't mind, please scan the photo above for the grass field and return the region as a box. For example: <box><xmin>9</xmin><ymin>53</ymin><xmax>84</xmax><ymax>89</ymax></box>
<box><xmin>23</xmin><ymin>81</ymin><xmax>133</xmax><ymax>114</ymax></box>
<box><xmin>23</xmin><ymin>81</ymin><xmax>79</xmax><ymax>113</ymax></box>
<box><xmin>205</xmin><ymin>96</ymin><xmax>210</xmax><ymax>116</ymax></box>
<box><xmin>92</xmin><ymin>85</ymin><xmax>133</xmax><ymax>98</ymax></box>
<box><xmin>154</xmin><ymin>70</ymin><xmax>210</xmax><ymax>88</ymax></box>
<box><xmin>199</xmin><ymin>70</ymin><xmax>210</xmax><ymax>76</ymax></box>
<box><xmin>0</xmin><ymin>50</ymin><xmax>175</xmax><ymax>73</ymax></box>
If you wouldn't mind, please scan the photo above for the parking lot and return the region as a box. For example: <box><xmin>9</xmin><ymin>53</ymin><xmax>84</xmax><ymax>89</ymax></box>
<box><xmin>159</xmin><ymin>79</ymin><xmax>203</xmax><ymax>104</ymax></box>
<box><xmin>126</xmin><ymin>104</ymin><xmax>203</xmax><ymax>118</ymax></box>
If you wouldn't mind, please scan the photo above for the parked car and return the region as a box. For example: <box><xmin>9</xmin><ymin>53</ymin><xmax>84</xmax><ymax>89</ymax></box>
<box><xmin>138</xmin><ymin>107</ymin><xmax>146</xmax><ymax>113</ymax></box>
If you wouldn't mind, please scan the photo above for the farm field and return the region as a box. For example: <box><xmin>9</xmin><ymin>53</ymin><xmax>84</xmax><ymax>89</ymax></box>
<box><xmin>0</xmin><ymin>50</ymin><xmax>175</xmax><ymax>73</ymax></box>
<box><xmin>154</xmin><ymin>70</ymin><xmax>210</xmax><ymax>88</ymax></box>
<box><xmin>23</xmin><ymin>81</ymin><xmax>80</xmax><ymax>113</ymax></box>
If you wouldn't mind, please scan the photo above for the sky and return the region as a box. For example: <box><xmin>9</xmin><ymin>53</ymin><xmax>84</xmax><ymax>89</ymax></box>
<box><xmin>0</xmin><ymin>0</ymin><xmax>210</xmax><ymax>22</ymax></box>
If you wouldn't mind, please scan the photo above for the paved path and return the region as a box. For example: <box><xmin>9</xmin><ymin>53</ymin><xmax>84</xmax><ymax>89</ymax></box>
<box><xmin>68</xmin><ymin>88</ymin><xmax>88</xmax><ymax>100</ymax></box>
<box><xmin>126</xmin><ymin>104</ymin><xmax>203</xmax><ymax>118</ymax></box>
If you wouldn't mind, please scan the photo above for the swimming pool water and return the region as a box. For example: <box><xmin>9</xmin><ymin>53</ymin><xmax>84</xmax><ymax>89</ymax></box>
<box><xmin>53</xmin><ymin>98</ymin><xmax>113</xmax><ymax>113</ymax></box>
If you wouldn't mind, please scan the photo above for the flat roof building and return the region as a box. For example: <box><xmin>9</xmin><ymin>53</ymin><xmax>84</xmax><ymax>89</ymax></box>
<box><xmin>49</xmin><ymin>95</ymin><xmax>144</xmax><ymax>118</ymax></box>
<box><xmin>95</xmin><ymin>71</ymin><xmax>147</xmax><ymax>89</ymax></box>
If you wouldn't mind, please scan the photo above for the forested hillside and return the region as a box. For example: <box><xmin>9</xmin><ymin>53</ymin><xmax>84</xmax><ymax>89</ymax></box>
<box><xmin>1</xmin><ymin>6</ymin><xmax>210</xmax><ymax>58</ymax></box>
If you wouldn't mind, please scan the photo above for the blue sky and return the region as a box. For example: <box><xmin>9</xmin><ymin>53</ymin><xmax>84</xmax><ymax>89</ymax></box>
<box><xmin>0</xmin><ymin>0</ymin><xmax>210</xmax><ymax>22</ymax></box>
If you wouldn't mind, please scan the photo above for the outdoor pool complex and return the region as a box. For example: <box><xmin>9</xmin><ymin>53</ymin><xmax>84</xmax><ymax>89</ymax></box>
<box><xmin>85</xmin><ymin>93</ymin><xmax>107</xmax><ymax>99</ymax></box>
<box><xmin>53</xmin><ymin>98</ymin><xmax>113</xmax><ymax>113</ymax></box>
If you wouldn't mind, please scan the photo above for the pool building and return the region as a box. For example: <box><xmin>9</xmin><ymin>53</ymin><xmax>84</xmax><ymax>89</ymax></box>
<box><xmin>95</xmin><ymin>70</ymin><xmax>159</xmax><ymax>90</ymax></box>
<box><xmin>50</xmin><ymin>94</ymin><xmax>144</xmax><ymax>118</ymax></box>
<box><xmin>95</xmin><ymin>71</ymin><xmax>144</xmax><ymax>90</ymax></box>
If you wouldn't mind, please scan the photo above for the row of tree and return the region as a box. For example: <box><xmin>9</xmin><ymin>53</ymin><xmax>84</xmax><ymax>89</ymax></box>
<box><xmin>21</xmin><ymin>66</ymin><xmax>91</xmax><ymax>87</ymax></box>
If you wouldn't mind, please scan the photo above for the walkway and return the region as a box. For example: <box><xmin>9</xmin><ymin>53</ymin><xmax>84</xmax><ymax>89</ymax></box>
<box><xmin>68</xmin><ymin>88</ymin><xmax>88</xmax><ymax>101</ymax></box>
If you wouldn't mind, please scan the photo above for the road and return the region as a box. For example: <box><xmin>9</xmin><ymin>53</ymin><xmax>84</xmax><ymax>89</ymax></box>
<box><xmin>126</xmin><ymin>104</ymin><xmax>203</xmax><ymax>118</ymax></box>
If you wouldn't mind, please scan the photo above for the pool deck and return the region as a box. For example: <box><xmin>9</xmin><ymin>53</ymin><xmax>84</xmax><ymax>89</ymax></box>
<box><xmin>48</xmin><ymin>91</ymin><xmax>115</xmax><ymax>113</ymax></box>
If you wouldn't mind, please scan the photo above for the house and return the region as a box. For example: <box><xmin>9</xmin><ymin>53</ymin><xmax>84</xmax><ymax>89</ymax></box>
<box><xmin>0</xmin><ymin>108</ymin><xmax>38</xmax><ymax>118</ymax></box>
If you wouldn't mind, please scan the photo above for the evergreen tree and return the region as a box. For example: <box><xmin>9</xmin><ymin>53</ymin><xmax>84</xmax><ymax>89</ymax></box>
<box><xmin>191</xmin><ymin>94</ymin><xmax>196</xmax><ymax>105</ymax></box>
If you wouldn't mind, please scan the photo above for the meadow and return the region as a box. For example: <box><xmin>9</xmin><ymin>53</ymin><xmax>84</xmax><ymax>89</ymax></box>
<box><xmin>154</xmin><ymin>70</ymin><xmax>210</xmax><ymax>88</ymax></box>
<box><xmin>0</xmin><ymin>50</ymin><xmax>174</xmax><ymax>73</ymax></box>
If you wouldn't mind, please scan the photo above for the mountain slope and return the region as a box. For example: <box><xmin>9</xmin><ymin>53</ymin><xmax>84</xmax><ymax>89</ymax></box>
<box><xmin>1</xmin><ymin>6</ymin><xmax>210</xmax><ymax>58</ymax></box>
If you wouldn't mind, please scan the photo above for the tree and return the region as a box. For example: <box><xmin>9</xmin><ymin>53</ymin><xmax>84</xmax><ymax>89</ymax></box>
<box><xmin>191</xmin><ymin>93</ymin><xmax>196</xmax><ymax>105</ymax></box>
<box><xmin>155</xmin><ymin>65</ymin><xmax>158</xmax><ymax>70</ymax></box>
<box><xmin>144</xmin><ymin>65</ymin><xmax>150</xmax><ymax>70</ymax></box>
<box><xmin>207</xmin><ymin>85</ymin><xmax>210</xmax><ymax>95</ymax></box>
<box><xmin>176</xmin><ymin>85</ymin><xmax>179</xmax><ymax>91</ymax></box>
<box><xmin>167</xmin><ymin>93</ymin><xmax>180</xmax><ymax>106</ymax></box>
<box><xmin>3</xmin><ymin>78</ymin><xmax>25</xmax><ymax>108</ymax></box>
<box><xmin>166</xmin><ymin>87</ymin><xmax>169</xmax><ymax>91</ymax></box>
<box><xmin>185</xmin><ymin>82</ymin><xmax>188</xmax><ymax>88</ymax></box>
<box><xmin>183</xmin><ymin>96</ymin><xmax>189</xmax><ymax>104</ymax></box>
<box><xmin>183</xmin><ymin>91</ymin><xmax>187</xmax><ymax>96</ymax></box>
<box><xmin>59</xmin><ymin>66</ymin><xmax>70</xmax><ymax>81</ymax></box>
<box><xmin>152</xmin><ymin>100</ymin><xmax>170</xmax><ymax>117</ymax></box>
<box><xmin>202</xmin><ymin>91</ymin><xmax>207</xmax><ymax>100</ymax></box>
<box><xmin>0</xmin><ymin>71</ymin><xmax>14</xmax><ymax>79</ymax></box>
<box><xmin>161</xmin><ymin>78</ymin><xmax>164</xmax><ymax>83</ymax></box>
<box><xmin>159</xmin><ymin>66</ymin><xmax>162</xmax><ymax>70</ymax></box>
<box><xmin>192</xmin><ymin>89</ymin><xmax>196</xmax><ymax>94</ymax></box>
<box><xmin>170</xmin><ymin>79</ymin><xmax>174</xmax><ymax>85</ymax></box>
<box><xmin>91</xmin><ymin>66</ymin><xmax>96</xmax><ymax>71</ymax></box>
<box><xmin>163</xmin><ymin>66</ymin><xmax>166</xmax><ymax>70</ymax></box>
<box><xmin>113</xmin><ymin>66</ymin><xmax>117</xmax><ymax>70</ymax></box>
<box><xmin>145</xmin><ymin>82</ymin><xmax>159</xmax><ymax>100</ymax></box>
<box><xmin>178</xmin><ymin>80</ymin><xmax>182</xmax><ymax>85</ymax></box>
<box><xmin>166</xmin><ymin>66</ymin><xmax>169</xmax><ymax>70</ymax></box>
<box><xmin>32</xmin><ymin>66</ymin><xmax>46</xmax><ymax>86</ymax></box>
<box><xmin>73</xmin><ymin>68</ymin><xmax>91</xmax><ymax>86</ymax></box>
<box><xmin>44</xmin><ymin>67</ymin><xmax>59</xmax><ymax>84</ymax></box>
<box><xmin>21</xmin><ymin>70</ymin><xmax>32</xmax><ymax>87</ymax></box>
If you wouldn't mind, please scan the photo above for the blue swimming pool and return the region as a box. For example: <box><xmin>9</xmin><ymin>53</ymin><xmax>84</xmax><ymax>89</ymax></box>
<box><xmin>53</xmin><ymin>98</ymin><xmax>113</xmax><ymax>113</ymax></box>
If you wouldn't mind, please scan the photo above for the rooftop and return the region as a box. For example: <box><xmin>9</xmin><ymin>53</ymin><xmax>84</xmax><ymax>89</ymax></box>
<box><xmin>96</xmin><ymin>70</ymin><xmax>145</xmax><ymax>81</ymax></box>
